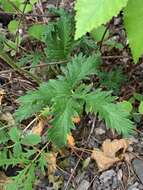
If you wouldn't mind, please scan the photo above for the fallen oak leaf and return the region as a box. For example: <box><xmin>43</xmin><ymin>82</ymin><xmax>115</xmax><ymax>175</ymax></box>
<box><xmin>91</xmin><ymin>149</ymin><xmax>120</xmax><ymax>171</ymax></box>
<box><xmin>91</xmin><ymin>139</ymin><xmax>131</xmax><ymax>171</ymax></box>
<box><xmin>102</xmin><ymin>139</ymin><xmax>131</xmax><ymax>158</ymax></box>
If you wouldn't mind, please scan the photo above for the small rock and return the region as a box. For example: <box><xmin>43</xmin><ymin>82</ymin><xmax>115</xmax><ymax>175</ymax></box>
<box><xmin>129</xmin><ymin>136</ymin><xmax>138</xmax><ymax>144</ymax></box>
<box><xmin>112</xmin><ymin>177</ymin><xmax>118</xmax><ymax>189</ymax></box>
<box><xmin>77</xmin><ymin>180</ymin><xmax>90</xmax><ymax>190</ymax></box>
<box><xmin>132</xmin><ymin>159</ymin><xmax>143</xmax><ymax>184</ymax></box>
<box><xmin>138</xmin><ymin>184</ymin><xmax>143</xmax><ymax>189</ymax></box>
<box><xmin>117</xmin><ymin>169</ymin><xmax>123</xmax><ymax>181</ymax></box>
<box><xmin>127</xmin><ymin>145</ymin><xmax>133</xmax><ymax>152</ymax></box>
<box><xmin>128</xmin><ymin>187</ymin><xmax>139</xmax><ymax>190</ymax></box>
<box><xmin>95</xmin><ymin>128</ymin><xmax>105</xmax><ymax>135</ymax></box>
<box><xmin>114</xmin><ymin>17</ymin><xmax>121</xmax><ymax>25</ymax></box>
<box><xmin>100</xmin><ymin>170</ymin><xmax>116</xmax><ymax>183</ymax></box>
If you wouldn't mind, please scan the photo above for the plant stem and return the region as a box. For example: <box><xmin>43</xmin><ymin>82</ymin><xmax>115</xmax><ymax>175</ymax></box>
<box><xmin>0</xmin><ymin>51</ymin><xmax>41</xmax><ymax>85</ymax></box>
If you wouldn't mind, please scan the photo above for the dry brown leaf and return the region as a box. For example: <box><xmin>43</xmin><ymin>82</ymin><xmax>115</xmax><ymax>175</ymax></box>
<box><xmin>32</xmin><ymin>119</ymin><xmax>45</xmax><ymax>136</ymax></box>
<box><xmin>67</xmin><ymin>133</ymin><xmax>75</xmax><ymax>147</ymax></box>
<box><xmin>91</xmin><ymin>139</ymin><xmax>131</xmax><ymax>171</ymax></box>
<box><xmin>102</xmin><ymin>139</ymin><xmax>131</xmax><ymax>158</ymax></box>
<box><xmin>91</xmin><ymin>149</ymin><xmax>120</xmax><ymax>171</ymax></box>
<box><xmin>47</xmin><ymin>152</ymin><xmax>57</xmax><ymax>175</ymax></box>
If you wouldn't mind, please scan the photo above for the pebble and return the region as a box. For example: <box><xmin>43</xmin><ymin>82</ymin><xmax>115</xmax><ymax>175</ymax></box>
<box><xmin>127</xmin><ymin>145</ymin><xmax>134</xmax><ymax>152</ymax></box>
<box><xmin>128</xmin><ymin>187</ymin><xmax>139</xmax><ymax>190</ymax></box>
<box><xmin>132</xmin><ymin>159</ymin><xmax>143</xmax><ymax>184</ymax></box>
<box><xmin>100</xmin><ymin>170</ymin><xmax>116</xmax><ymax>183</ymax></box>
<box><xmin>77</xmin><ymin>180</ymin><xmax>90</xmax><ymax>190</ymax></box>
<box><xmin>95</xmin><ymin>128</ymin><xmax>105</xmax><ymax>135</ymax></box>
<box><xmin>117</xmin><ymin>169</ymin><xmax>123</xmax><ymax>181</ymax></box>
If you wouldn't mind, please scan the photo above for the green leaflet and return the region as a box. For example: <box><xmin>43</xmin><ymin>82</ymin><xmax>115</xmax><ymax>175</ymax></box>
<box><xmin>9</xmin><ymin>127</ymin><xmax>21</xmax><ymax>143</ymax></box>
<box><xmin>86</xmin><ymin>90</ymin><xmax>134</xmax><ymax>135</ymax></box>
<box><xmin>6</xmin><ymin>164</ymin><xmax>36</xmax><ymax>190</ymax></box>
<box><xmin>14</xmin><ymin>83</ymin><xmax>53</xmax><ymax>121</ymax></box>
<box><xmin>21</xmin><ymin>134</ymin><xmax>41</xmax><ymax>146</ymax></box>
<box><xmin>15</xmin><ymin>54</ymin><xmax>100</xmax><ymax>122</ymax></box>
<box><xmin>28</xmin><ymin>24</ymin><xmax>47</xmax><ymax>42</ymax></box>
<box><xmin>124</xmin><ymin>0</ymin><xmax>143</xmax><ymax>63</ymax></box>
<box><xmin>15</xmin><ymin>54</ymin><xmax>134</xmax><ymax>147</ymax></box>
<box><xmin>48</xmin><ymin>100</ymin><xmax>76</xmax><ymax>147</ymax></box>
<box><xmin>75</xmin><ymin>0</ymin><xmax>128</xmax><ymax>39</ymax></box>
<box><xmin>44</xmin><ymin>9</ymin><xmax>75</xmax><ymax>60</ymax></box>
<box><xmin>64</xmin><ymin>54</ymin><xmax>101</xmax><ymax>87</ymax></box>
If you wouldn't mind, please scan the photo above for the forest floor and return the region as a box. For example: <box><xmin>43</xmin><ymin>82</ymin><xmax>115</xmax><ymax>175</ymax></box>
<box><xmin>1</xmin><ymin>0</ymin><xmax>143</xmax><ymax>190</ymax></box>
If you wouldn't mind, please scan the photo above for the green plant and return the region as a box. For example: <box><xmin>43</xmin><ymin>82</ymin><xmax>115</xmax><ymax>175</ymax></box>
<box><xmin>75</xmin><ymin>0</ymin><xmax>143</xmax><ymax>63</ymax></box>
<box><xmin>99</xmin><ymin>68</ymin><xmax>126</xmax><ymax>95</ymax></box>
<box><xmin>0</xmin><ymin>116</ymin><xmax>49</xmax><ymax>190</ymax></box>
<box><xmin>0</xmin><ymin>0</ymin><xmax>38</xmax><ymax>13</ymax></box>
<box><xmin>28</xmin><ymin>8</ymin><xmax>75</xmax><ymax>61</ymax></box>
<box><xmin>15</xmin><ymin>54</ymin><xmax>134</xmax><ymax>147</ymax></box>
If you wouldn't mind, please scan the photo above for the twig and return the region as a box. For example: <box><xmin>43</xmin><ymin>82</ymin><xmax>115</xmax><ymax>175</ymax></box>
<box><xmin>23</xmin><ymin>117</ymin><xmax>37</xmax><ymax>133</ymax></box>
<box><xmin>15</xmin><ymin>0</ymin><xmax>29</xmax><ymax>50</ymax></box>
<box><xmin>87</xmin><ymin>117</ymin><xmax>96</xmax><ymax>142</ymax></box>
<box><xmin>102</xmin><ymin>55</ymin><xmax>131</xmax><ymax>59</ymax></box>
<box><xmin>64</xmin><ymin>151</ymin><xmax>84</xmax><ymax>190</ymax></box>
<box><xmin>87</xmin><ymin>175</ymin><xmax>98</xmax><ymax>189</ymax></box>
<box><xmin>0</xmin><ymin>11</ymin><xmax>58</xmax><ymax>18</ymax></box>
<box><xmin>0</xmin><ymin>51</ymin><xmax>41</xmax><ymax>84</ymax></box>
<box><xmin>0</xmin><ymin>60</ymin><xmax>67</xmax><ymax>75</ymax></box>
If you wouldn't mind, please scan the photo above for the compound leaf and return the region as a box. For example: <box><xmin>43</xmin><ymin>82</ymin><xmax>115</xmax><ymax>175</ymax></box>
<box><xmin>47</xmin><ymin>100</ymin><xmax>76</xmax><ymax>147</ymax></box>
<box><xmin>86</xmin><ymin>89</ymin><xmax>134</xmax><ymax>135</ymax></box>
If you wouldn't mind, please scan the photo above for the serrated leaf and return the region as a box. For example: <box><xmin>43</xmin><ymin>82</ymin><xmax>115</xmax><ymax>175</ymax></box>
<box><xmin>15</xmin><ymin>54</ymin><xmax>100</xmax><ymax>122</ymax></box>
<box><xmin>47</xmin><ymin>100</ymin><xmax>76</xmax><ymax>147</ymax></box>
<box><xmin>65</xmin><ymin>54</ymin><xmax>101</xmax><ymax>87</ymax></box>
<box><xmin>44</xmin><ymin>9</ymin><xmax>75</xmax><ymax>60</ymax></box>
<box><xmin>86</xmin><ymin>90</ymin><xmax>134</xmax><ymax>135</ymax></box>
<box><xmin>14</xmin><ymin>83</ymin><xmax>53</xmax><ymax>121</ymax></box>
<box><xmin>75</xmin><ymin>0</ymin><xmax>128</xmax><ymax>39</ymax></box>
<box><xmin>0</xmin><ymin>130</ymin><xmax>9</xmax><ymax>144</ymax></box>
<box><xmin>9</xmin><ymin>127</ymin><xmax>21</xmax><ymax>143</ymax></box>
<box><xmin>21</xmin><ymin>134</ymin><xmax>41</xmax><ymax>145</ymax></box>
<box><xmin>124</xmin><ymin>0</ymin><xmax>143</xmax><ymax>63</ymax></box>
<box><xmin>13</xmin><ymin>143</ymin><xmax>22</xmax><ymax>157</ymax></box>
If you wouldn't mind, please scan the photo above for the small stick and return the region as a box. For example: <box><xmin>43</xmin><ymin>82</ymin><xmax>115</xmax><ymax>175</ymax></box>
<box><xmin>64</xmin><ymin>152</ymin><xmax>84</xmax><ymax>190</ymax></box>
<box><xmin>87</xmin><ymin>117</ymin><xmax>96</xmax><ymax>142</ymax></box>
<box><xmin>0</xmin><ymin>11</ymin><xmax>58</xmax><ymax>18</ymax></box>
